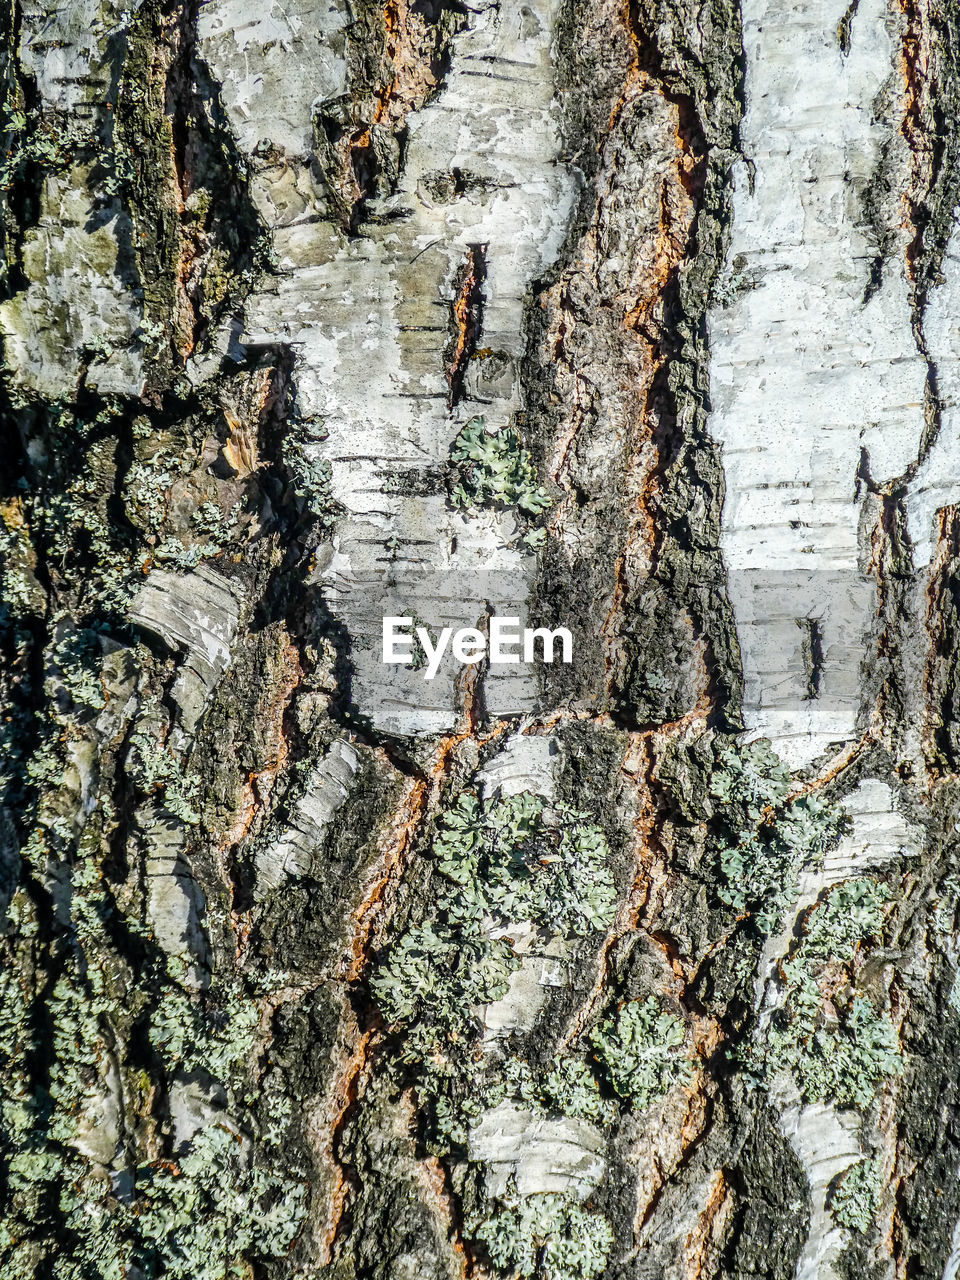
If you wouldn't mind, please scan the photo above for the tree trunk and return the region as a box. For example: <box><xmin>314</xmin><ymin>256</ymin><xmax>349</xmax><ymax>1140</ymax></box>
<box><xmin>2</xmin><ymin>0</ymin><xmax>960</xmax><ymax>1276</ymax></box>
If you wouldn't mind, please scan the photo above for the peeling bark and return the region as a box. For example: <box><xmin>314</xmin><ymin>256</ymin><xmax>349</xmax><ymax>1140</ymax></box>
<box><xmin>4</xmin><ymin>0</ymin><xmax>960</xmax><ymax>1278</ymax></box>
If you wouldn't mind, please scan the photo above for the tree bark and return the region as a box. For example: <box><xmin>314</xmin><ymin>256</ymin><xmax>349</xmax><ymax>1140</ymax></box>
<box><xmin>2</xmin><ymin>0</ymin><xmax>960</xmax><ymax>1277</ymax></box>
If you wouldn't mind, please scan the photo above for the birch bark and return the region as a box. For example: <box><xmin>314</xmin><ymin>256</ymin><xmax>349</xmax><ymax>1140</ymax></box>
<box><xmin>2</xmin><ymin>0</ymin><xmax>960</xmax><ymax>1278</ymax></box>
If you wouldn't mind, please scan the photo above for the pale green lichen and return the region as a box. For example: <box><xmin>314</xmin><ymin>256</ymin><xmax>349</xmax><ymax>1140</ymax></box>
<box><xmin>709</xmin><ymin>737</ymin><xmax>848</xmax><ymax>932</ymax></box>
<box><xmin>154</xmin><ymin>501</ymin><xmax>244</xmax><ymax>569</ymax></box>
<box><xmin>372</xmin><ymin>792</ymin><xmax>618</xmax><ymax>1062</ymax></box>
<box><xmin>750</xmin><ymin>879</ymin><xmax>902</xmax><ymax>1107</ymax></box>
<box><xmin>128</xmin><ymin>728</ymin><xmax>203</xmax><ymax>825</ymax></box>
<box><xmin>371</xmin><ymin>922</ymin><xmax>518</xmax><ymax>1070</ymax></box>
<box><xmin>431</xmin><ymin>791</ymin><xmax>617</xmax><ymax>936</ymax></box>
<box><xmin>718</xmin><ymin>791</ymin><xmax>848</xmax><ymax>931</ymax></box>
<box><xmin>0</xmin><ymin>103</ymin><xmax>75</xmax><ymax>194</ymax></box>
<box><xmin>134</xmin><ymin>1124</ymin><xmax>306</xmax><ymax>1280</ymax></box>
<box><xmin>0</xmin><ymin>513</ymin><xmax>42</xmax><ymax>618</ymax></box>
<box><xmin>450</xmin><ymin>417</ymin><xmax>551</xmax><ymax>518</ymax></box>
<box><xmin>829</xmin><ymin>1156</ymin><xmax>883</xmax><ymax>1233</ymax></box>
<box><xmin>191</xmin><ymin>500</ymin><xmax>241</xmax><ymax>540</ymax></box>
<box><xmin>284</xmin><ymin>414</ymin><xmax>339</xmax><ymax>521</ymax></box>
<box><xmin>424</xmin><ymin>995</ymin><xmax>685</xmax><ymax>1277</ymax></box>
<box><xmin>0</xmin><ymin>849</ymin><xmax>306</xmax><ymax>1279</ymax></box>
<box><xmin>127</xmin><ymin>447</ymin><xmax>242</xmax><ymax>570</ymax></box>
<box><xmin>260</xmin><ymin>1089</ymin><xmax>295</xmax><ymax>1148</ymax></box>
<box><xmin>371</xmin><ymin>787</ymin><xmax>620</xmax><ymax>1277</ymax></box>
<box><xmin>50</xmin><ymin>628</ymin><xmax>108</xmax><ymax>712</ymax></box>
<box><xmin>432</xmin><ymin>1055</ymin><xmax>611</xmax><ymax>1145</ymax></box>
<box><xmin>500</xmin><ymin>1055</ymin><xmax>609</xmax><ymax>1123</ymax></box>
<box><xmin>7</xmin><ymin>404</ymin><xmax>142</xmax><ymax>620</ymax></box>
<box><xmin>149</xmin><ymin>984</ymin><xmax>260</xmax><ymax>1081</ymax></box>
<box><xmin>590</xmin><ymin>997</ymin><xmax>694</xmax><ymax>1110</ymax></box>
<box><xmin>470</xmin><ymin>1191</ymin><xmax>614</xmax><ymax>1280</ymax></box>
<box><xmin>45</xmin><ymin>969</ymin><xmax>114</xmax><ymax>1146</ymax></box>
<box><xmin>127</xmin><ymin>454</ymin><xmax>177</xmax><ymax>529</ymax></box>
<box><xmin>6</xmin><ymin>1118</ymin><xmax>307</xmax><ymax>1280</ymax></box>
<box><xmin>0</xmin><ymin>115</ymin><xmax>303</xmax><ymax>1269</ymax></box>
<box><xmin>709</xmin><ymin>737</ymin><xmax>791</xmax><ymax>823</ymax></box>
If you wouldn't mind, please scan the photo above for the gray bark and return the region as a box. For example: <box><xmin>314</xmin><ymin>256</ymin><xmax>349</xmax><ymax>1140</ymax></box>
<box><xmin>2</xmin><ymin>0</ymin><xmax>960</xmax><ymax>1278</ymax></box>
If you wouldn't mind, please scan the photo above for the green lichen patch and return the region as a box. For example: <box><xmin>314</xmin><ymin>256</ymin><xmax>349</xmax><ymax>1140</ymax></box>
<box><xmin>469</xmin><ymin>1191</ymin><xmax>614</xmax><ymax>1280</ymax></box>
<box><xmin>718</xmin><ymin>791</ymin><xmax>848</xmax><ymax>931</ymax></box>
<box><xmin>148</xmin><ymin>981</ymin><xmax>259</xmax><ymax>1082</ymax></box>
<box><xmin>430</xmin><ymin>1054</ymin><xmax>616</xmax><ymax>1157</ymax></box>
<box><xmin>449</xmin><ymin>417</ymin><xmax>551</xmax><ymax>540</ymax></box>
<box><xmin>0</xmin><ymin>99</ymin><xmax>75</xmax><ymax>196</ymax></box>
<box><xmin>432</xmin><ymin>791</ymin><xmax>617</xmax><ymax>936</ymax></box>
<box><xmin>709</xmin><ymin>738</ymin><xmax>792</xmax><ymax>825</ymax></box>
<box><xmin>127</xmin><ymin>725</ymin><xmax>202</xmax><ymax>825</ymax></box>
<box><xmin>372</xmin><ymin>790</ymin><xmax>618</xmax><ymax>1081</ymax></box>
<box><xmin>372</xmin><ymin>922</ymin><xmax>518</xmax><ymax>1070</ymax></box>
<box><xmin>283</xmin><ymin>411</ymin><xmax>340</xmax><ymax>524</ymax></box>
<box><xmin>430</xmin><ymin>1053</ymin><xmax>613</xmax><ymax>1150</ymax></box>
<box><xmin>590</xmin><ymin>996</ymin><xmax>694</xmax><ymax>1111</ymax></box>
<box><xmin>705</xmin><ymin>737</ymin><xmax>849</xmax><ymax>932</ymax></box>
<box><xmin>750</xmin><ymin>879</ymin><xmax>903</xmax><ymax>1108</ymax></box>
<box><xmin>3</xmin><ymin>1118</ymin><xmax>306</xmax><ymax>1280</ymax></box>
<box><xmin>369</xmin><ymin>787</ymin><xmax>621</xmax><ymax>1276</ymax></box>
<box><xmin>133</xmin><ymin>1123</ymin><xmax>306</xmax><ymax>1280</ymax></box>
<box><xmin>502</xmin><ymin>1055</ymin><xmax>609</xmax><ymax>1123</ymax></box>
<box><xmin>829</xmin><ymin>1156</ymin><xmax>883</xmax><ymax>1233</ymax></box>
<box><xmin>0</xmin><ymin>778</ymin><xmax>307</xmax><ymax>1280</ymax></box>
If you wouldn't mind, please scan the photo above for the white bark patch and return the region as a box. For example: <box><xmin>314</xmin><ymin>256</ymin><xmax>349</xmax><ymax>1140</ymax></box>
<box><xmin>467</xmin><ymin>1100</ymin><xmax>605</xmax><ymax>1199</ymax></box>
<box><xmin>131</xmin><ymin>564</ymin><xmax>242</xmax><ymax>733</ymax></box>
<box><xmin>136</xmin><ymin>802</ymin><xmax>209</xmax><ymax>983</ymax></box>
<box><xmin>780</xmin><ymin>1103</ymin><xmax>862</xmax><ymax>1280</ymax></box>
<box><xmin>707</xmin><ymin>0</ymin><xmax>930</xmax><ymax>769</ymax></box>
<box><xmin>254</xmin><ymin>739</ymin><xmax>359</xmax><ymax>895</ymax></box>
<box><xmin>19</xmin><ymin>0</ymin><xmax>132</xmax><ymax>117</ymax></box>
<box><xmin>796</xmin><ymin>777</ymin><xmax>920</xmax><ymax>899</ymax></box>
<box><xmin>168</xmin><ymin>1077</ymin><xmax>228</xmax><ymax>1149</ymax></box>
<box><xmin>201</xmin><ymin>0</ymin><xmax>578</xmax><ymax>734</ymax></box>
<box><xmin>72</xmin><ymin>1048</ymin><xmax>123</xmax><ymax>1165</ymax></box>
<box><xmin>477</xmin><ymin>733</ymin><xmax>559</xmax><ymax>799</ymax></box>
<box><xmin>0</xmin><ymin>167</ymin><xmax>144</xmax><ymax>398</ymax></box>
<box><xmin>196</xmin><ymin>0</ymin><xmax>348</xmax><ymax>157</ymax></box>
<box><xmin>481</xmin><ymin>923</ymin><xmax>568</xmax><ymax>1045</ymax></box>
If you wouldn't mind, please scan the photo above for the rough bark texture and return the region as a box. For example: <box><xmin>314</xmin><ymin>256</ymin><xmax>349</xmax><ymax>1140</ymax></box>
<box><xmin>3</xmin><ymin>0</ymin><xmax>960</xmax><ymax>1277</ymax></box>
